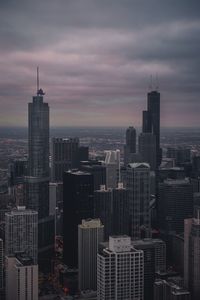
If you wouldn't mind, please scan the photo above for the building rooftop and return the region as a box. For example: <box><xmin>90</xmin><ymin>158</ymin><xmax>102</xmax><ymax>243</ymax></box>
<box><xmin>163</xmin><ymin>178</ymin><xmax>190</xmax><ymax>185</ymax></box>
<box><xmin>79</xmin><ymin>218</ymin><xmax>103</xmax><ymax>229</ymax></box>
<box><xmin>66</xmin><ymin>170</ymin><xmax>91</xmax><ymax>176</ymax></box>
<box><xmin>132</xmin><ymin>238</ymin><xmax>165</xmax><ymax>247</ymax></box>
<box><xmin>128</xmin><ymin>162</ymin><xmax>150</xmax><ymax>169</ymax></box>
<box><xmin>5</xmin><ymin>206</ymin><xmax>37</xmax><ymax>216</ymax></box>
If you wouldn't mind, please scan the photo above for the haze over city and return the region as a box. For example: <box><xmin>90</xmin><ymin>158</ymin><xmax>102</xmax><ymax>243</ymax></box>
<box><xmin>0</xmin><ymin>0</ymin><xmax>200</xmax><ymax>127</ymax></box>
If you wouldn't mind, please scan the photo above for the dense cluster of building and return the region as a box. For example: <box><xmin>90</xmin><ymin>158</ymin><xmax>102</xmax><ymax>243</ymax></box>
<box><xmin>0</xmin><ymin>81</ymin><xmax>199</xmax><ymax>300</ymax></box>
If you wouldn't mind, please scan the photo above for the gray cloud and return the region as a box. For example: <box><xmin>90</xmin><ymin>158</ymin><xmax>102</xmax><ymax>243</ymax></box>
<box><xmin>0</xmin><ymin>0</ymin><xmax>199</xmax><ymax>126</ymax></box>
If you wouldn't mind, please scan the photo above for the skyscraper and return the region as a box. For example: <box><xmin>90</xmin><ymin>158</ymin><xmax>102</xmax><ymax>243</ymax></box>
<box><xmin>94</xmin><ymin>185</ymin><xmax>113</xmax><ymax>240</ymax></box>
<box><xmin>158</xmin><ymin>179</ymin><xmax>193</xmax><ymax>234</ymax></box>
<box><xmin>80</xmin><ymin>160</ymin><xmax>106</xmax><ymax>191</ymax></box>
<box><xmin>97</xmin><ymin>236</ymin><xmax>144</xmax><ymax>300</ymax></box>
<box><xmin>104</xmin><ymin>150</ymin><xmax>120</xmax><ymax>188</ymax></box>
<box><xmin>112</xmin><ymin>183</ymin><xmax>129</xmax><ymax>236</ymax></box>
<box><xmin>126</xmin><ymin>163</ymin><xmax>151</xmax><ymax>239</ymax></box>
<box><xmin>5</xmin><ymin>206</ymin><xmax>38</xmax><ymax>264</ymax></box>
<box><xmin>124</xmin><ymin>126</ymin><xmax>137</xmax><ymax>166</ymax></box>
<box><xmin>24</xmin><ymin>73</ymin><xmax>54</xmax><ymax>270</ymax></box>
<box><xmin>94</xmin><ymin>183</ymin><xmax>129</xmax><ymax>239</ymax></box>
<box><xmin>25</xmin><ymin>83</ymin><xmax>49</xmax><ymax>218</ymax></box>
<box><xmin>132</xmin><ymin>239</ymin><xmax>166</xmax><ymax>300</ymax></box>
<box><xmin>0</xmin><ymin>239</ymin><xmax>3</xmax><ymax>291</ymax></box>
<box><xmin>63</xmin><ymin>170</ymin><xmax>94</xmax><ymax>267</ymax></box>
<box><xmin>78</xmin><ymin>219</ymin><xmax>104</xmax><ymax>291</ymax></box>
<box><xmin>51</xmin><ymin>137</ymin><xmax>79</xmax><ymax>182</ymax></box>
<box><xmin>138</xmin><ymin>132</ymin><xmax>156</xmax><ymax>171</ymax></box>
<box><xmin>154</xmin><ymin>279</ymin><xmax>191</xmax><ymax>300</ymax></box>
<box><xmin>6</xmin><ymin>254</ymin><xmax>38</xmax><ymax>300</ymax></box>
<box><xmin>143</xmin><ymin>90</ymin><xmax>161</xmax><ymax>167</ymax></box>
<box><xmin>184</xmin><ymin>207</ymin><xmax>200</xmax><ymax>300</ymax></box>
<box><xmin>126</xmin><ymin>126</ymin><xmax>136</xmax><ymax>153</ymax></box>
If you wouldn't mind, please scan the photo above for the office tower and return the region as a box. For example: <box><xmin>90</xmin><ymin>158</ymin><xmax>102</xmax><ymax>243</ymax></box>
<box><xmin>124</xmin><ymin>126</ymin><xmax>136</xmax><ymax>165</ymax></box>
<box><xmin>51</xmin><ymin>137</ymin><xmax>79</xmax><ymax>182</ymax></box>
<box><xmin>184</xmin><ymin>219</ymin><xmax>193</xmax><ymax>289</ymax></box>
<box><xmin>191</xmin><ymin>179</ymin><xmax>200</xmax><ymax>193</ymax></box>
<box><xmin>6</xmin><ymin>254</ymin><xmax>38</xmax><ymax>300</ymax></box>
<box><xmin>63</xmin><ymin>170</ymin><xmax>94</xmax><ymax>267</ymax></box>
<box><xmin>158</xmin><ymin>167</ymin><xmax>185</xmax><ymax>182</ymax></box>
<box><xmin>80</xmin><ymin>161</ymin><xmax>106</xmax><ymax>191</ymax></box>
<box><xmin>0</xmin><ymin>239</ymin><xmax>3</xmax><ymax>291</ymax></box>
<box><xmin>167</xmin><ymin>147</ymin><xmax>191</xmax><ymax>166</ymax></box>
<box><xmin>104</xmin><ymin>150</ymin><xmax>120</xmax><ymax>188</ymax></box>
<box><xmin>143</xmin><ymin>90</ymin><xmax>161</xmax><ymax>167</ymax></box>
<box><xmin>8</xmin><ymin>160</ymin><xmax>27</xmax><ymax>185</ymax></box>
<box><xmin>78</xmin><ymin>219</ymin><xmax>104</xmax><ymax>291</ymax></box>
<box><xmin>158</xmin><ymin>179</ymin><xmax>193</xmax><ymax>234</ymax></box>
<box><xmin>49</xmin><ymin>182</ymin><xmax>58</xmax><ymax>216</ymax></box>
<box><xmin>138</xmin><ymin>132</ymin><xmax>156</xmax><ymax>171</ymax></box>
<box><xmin>94</xmin><ymin>186</ymin><xmax>113</xmax><ymax>240</ymax></box>
<box><xmin>77</xmin><ymin>146</ymin><xmax>89</xmax><ymax>165</ymax></box>
<box><xmin>132</xmin><ymin>240</ymin><xmax>154</xmax><ymax>300</ymax></box>
<box><xmin>154</xmin><ymin>279</ymin><xmax>191</xmax><ymax>300</ymax></box>
<box><xmin>142</xmin><ymin>110</ymin><xmax>151</xmax><ymax>133</ymax></box>
<box><xmin>172</xmin><ymin>233</ymin><xmax>184</xmax><ymax>274</ymax></box>
<box><xmin>133</xmin><ymin>239</ymin><xmax>166</xmax><ymax>300</ymax></box>
<box><xmin>147</xmin><ymin>90</ymin><xmax>161</xmax><ymax>166</ymax></box>
<box><xmin>126</xmin><ymin>163</ymin><xmax>151</xmax><ymax>239</ymax></box>
<box><xmin>97</xmin><ymin>236</ymin><xmax>144</xmax><ymax>300</ymax></box>
<box><xmin>184</xmin><ymin>208</ymin><xmax>200</xmax><ymax>300</ymax></box>
<box><xmin>126</xmin><ymin>126</ymin><xmax>136</xmax><ymax>153</ymax></box>
<box><xmin>133</xmin><ymin>239</ymin><xmax>166</xmax><ymax>272</ymax></box>
<box><xmin>8</xmin><ymin>160</ymin><xmax>27</xmax><ymax>206</ymax></box>
<box><xmin>94</xmin><ymin>184</ymin><xmax>129</xmax><ymax>239</ymax></box>
<box><xmin>5</xmin><ymin>206</ymin><xmax>38</xmax><ymax>264</ymax></box>
<box><xmin>25</xmin><ymin>74</ymin><xmax>54</xmax><ymax>270</ymax></box>
<box><xmin>192</xmin><ymin>156</ymin><xmax>200</xmax><ymax>177</ymax></box>
<box><xmin>25</xmin><ymin>84</ymin><xmax>49</xmax><ymax>218</ymax></box>
<box><xmin>112</xmin><ymin>183</ymin><xmax>129</xmax><ymax>235</ymax></box>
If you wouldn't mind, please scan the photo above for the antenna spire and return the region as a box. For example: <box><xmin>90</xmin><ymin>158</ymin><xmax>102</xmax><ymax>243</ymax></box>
<box><xmin>155</xmin><ymin>73</ymin><xmax>159</xmax><ymax>91</ymax></box>
<box><xmin>149</xmin><ymin>74</ymin><xmax>153</xmax><ymax>91</ymax></box>
<box><xmin>37</xmin><ymin>66</ymin><xmax>39</xmax><ymax>95</ymax></box>
<box><xmin>36</xmin><ymin>66</ymin><xmax>45</xmax><ymax>96</ymax></box>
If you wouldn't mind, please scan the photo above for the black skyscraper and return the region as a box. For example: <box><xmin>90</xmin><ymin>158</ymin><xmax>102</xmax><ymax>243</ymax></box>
<box><xmin>63</xmin><ymin>170</ymin><xmax>94</xmax><ymax>267</ymax></box>
<box><xmin>126</xmin><ymin>126</ymin><xmax>136</xmax><ymax>153</ymax></box>
<box><xmin>143</xmin><ymin>90</ymin><xmax>161</xmax><ymax>167</ymax></box>
<box><xmin>158</xmin><ymin>179</ymin><xmax>193</xmax><ymax>234</ymax></box>
<box><xmin>124</xmin><ymin>126</ymin><xmax>137</xmax><ymax>165</ymax></box>
<box><xmin>94</xmin><ymin>186</ymin><xmax>113</xmax><ymax>240</ymax></box>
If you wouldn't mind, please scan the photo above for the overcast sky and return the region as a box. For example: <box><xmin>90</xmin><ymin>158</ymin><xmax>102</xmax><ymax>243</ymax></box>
<box><xmin>0</xmin><ymin>0</ymin><xmax>199</xmax><ymax>127</ymax></box>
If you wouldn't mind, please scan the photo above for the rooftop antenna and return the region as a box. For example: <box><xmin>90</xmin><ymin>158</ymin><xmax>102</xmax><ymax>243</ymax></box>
<box><xmin>37</xmin><ymin>66</ymin><xmax>39</xmax><ymax>95</ymax></box>
<box><xmin>155</xmin><ymin>73</ymin><xmax>159</xmax><ymax>91</ymax></box>
<box><xmin>149</xmin><ymin>74</ymin><xmax>153</xmax><ymax>91</ymax></box>
<box><xmin>36</xmin><ymin>66</ymin><xmax>45</xmax><ymax>96</ymax></box>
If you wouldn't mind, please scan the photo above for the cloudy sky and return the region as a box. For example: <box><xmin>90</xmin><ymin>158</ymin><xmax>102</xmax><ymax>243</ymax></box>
<box><xmin>0</xmin><ymin>0</ymin><xmax>199</xmax><ymax>127</ymax></box>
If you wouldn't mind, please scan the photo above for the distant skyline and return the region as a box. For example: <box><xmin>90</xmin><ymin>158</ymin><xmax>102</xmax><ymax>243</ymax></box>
<box><xmin>0</xmin><ymin>0</ymin><xmax>200</xmax><ymax>127</ymax></box>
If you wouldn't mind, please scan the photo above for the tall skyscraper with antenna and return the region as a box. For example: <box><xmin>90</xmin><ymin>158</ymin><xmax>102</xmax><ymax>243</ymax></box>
<box><xmin>143</xmin><ymin>89</ymin><xmax>161</xmax><ymax>167</ymax></box>
<box><xmin>25</xmin><ymin>68</ymin><xmax>54</xmax><ymax>270</ymax></box>
<box><xmin>26</xmin><ymin>67</ymin><xmax>49</xmax><ymax>218</ymax></box>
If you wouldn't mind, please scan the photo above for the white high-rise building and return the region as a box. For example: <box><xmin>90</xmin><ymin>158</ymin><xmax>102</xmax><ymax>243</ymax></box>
<box><xmin>97</xmin><ymin>236</ymin><xmax>144</xmax><ymax>300</ymax></box>
<box><xmin>5</xmin><ymin>206</ymin><xmax>38</xmax><ymax>264</ymax></box>
<box><xmin>104</xmin><ymin>150</ymin><xmax>120</xmax><ymax>188</ymax></box>
<box><xmin>78</xmin><ymin>219</ymin><xmax>104</xmax><ymax>291</ymax></box>
<box><xmin>126</xmin><ymin>163</ymin><xmax>151</xmax><ymax>239</ymax></box>
<box><xmin>6</xmin><ymin>255</ymin><xmax>38</xmax><ymax>300</ymax></box>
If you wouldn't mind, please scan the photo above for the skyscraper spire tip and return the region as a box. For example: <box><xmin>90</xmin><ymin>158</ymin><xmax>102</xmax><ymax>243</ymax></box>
<box><xmin>36</xmin><ymin>66</ymin><xmax>45</xmax><ymax>96</ymax></box>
